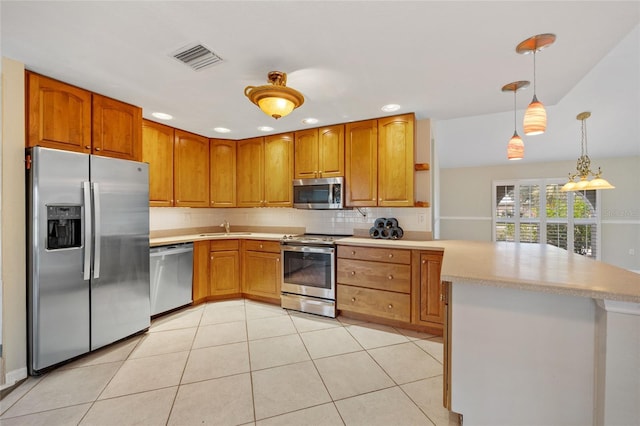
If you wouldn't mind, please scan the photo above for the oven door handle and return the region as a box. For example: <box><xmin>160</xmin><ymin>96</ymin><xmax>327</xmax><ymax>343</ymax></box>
<box><xmin>281</xmin><ymin>245</ymin><xmax>334</xmax><ymax>254</ymax></box>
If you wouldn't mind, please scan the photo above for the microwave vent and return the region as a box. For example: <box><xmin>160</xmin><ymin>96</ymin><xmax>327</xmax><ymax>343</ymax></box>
<box><xmin>171</xmin><ymin>43</ymin><xmax>223</xmax><ymax>71</ymax></box>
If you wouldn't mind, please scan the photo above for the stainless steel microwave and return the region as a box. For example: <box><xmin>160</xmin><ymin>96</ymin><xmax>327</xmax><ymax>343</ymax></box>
<box><xmin>293</xmin><ymin>177</ymin><xmax>344</xmax><ymax>209</ymax></box>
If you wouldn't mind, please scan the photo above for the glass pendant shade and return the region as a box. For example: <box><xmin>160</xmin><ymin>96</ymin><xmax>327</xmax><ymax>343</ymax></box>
<box><xmin>560</xmin><ymin>180</ymin><xmax>577</xmax><ymax>192</ymax></box>
<box><xmin>507</xmin><ymin>132</ymin><xmax>524</xmax><ymax>160</ymax></box>
<box><xmin>523</xmin><ymin>95</ymin><xmax>547</xmax><ymax>135</ymax></box>
<box><xmin>257</xmin><ymin>97</ymin><xmax>296</xmax><ymax>119</ymax></box>
<box><xmin>587</xmin><ymin>177</ymin><xmax>615</xmax><ymax>190</ymax></box>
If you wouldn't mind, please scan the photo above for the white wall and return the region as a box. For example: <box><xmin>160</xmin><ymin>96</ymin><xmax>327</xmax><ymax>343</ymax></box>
<box><xmin>435</xmin><ymin>25</ymin><xmax>640</xmax><ymax>271</ymax></box>
<box><xmin>1</xmin><ymin>57</ymin><xmax>27</xmax><ymax>388</ymax></box>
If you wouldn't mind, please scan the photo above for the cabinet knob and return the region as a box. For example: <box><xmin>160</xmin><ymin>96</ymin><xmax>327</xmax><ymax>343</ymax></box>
<box><xmin>350</xmin><ymin>271</ymin><xmax>356</xmax><ymax>276</ymax></box>
<box><xmin>85</xmin><ymin>145</ymin><xmax>91</xmax><ymax>149</ymax></box>
<box><xmin>259</xmin><ymin>244</ymin><xmax>263</xmax><ymax>249</ymax></box>
<box><xmin>387</xmin><ymin>275</ymin><xmax>393</xmax><ymax>280</ymax></box>
<box><xmin>388</xmin><ymin>304</ymin><xmax>393</xmax><ymax>309</ymax></box>
<box><xmin>351</xmin><ymin>250</ymin><xmax>356</xmax><ymax>255</ymax></box>
<box><xmin>388</xmin><ymin>253</ymin><xmax>393</xmax><ymax>258</ymax></box>
<box><xmin>351</xmin><ymin>297</ymin><xmax>356</xmax><ymax>302</ymax></box>
<box><xmin>94</xmin><ymin>147</ymin><xmax>101</xmax><ymax>151</ymax></box>
<box><xmin>422</xmin><ymin>259</ymin><xmax>427</xmax><ymax>264</ymax></box>
<box><xmin>276</xmin><ymin>258</ymin><xmax>280</xmax><ymax>262</ymax></box>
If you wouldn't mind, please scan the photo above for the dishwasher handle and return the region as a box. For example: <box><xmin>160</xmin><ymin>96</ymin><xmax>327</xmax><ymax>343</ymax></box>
<box><xmin>150</xmin><ymin>244</ymin><xmax>194</xmax><ymax>256</ymax></box>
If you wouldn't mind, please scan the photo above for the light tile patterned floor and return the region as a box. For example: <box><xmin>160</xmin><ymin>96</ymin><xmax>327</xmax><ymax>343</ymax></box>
<box><xmin>0</xmin><ymin>299</ymin><xmax>460</xmax><ymax>425</ymax></box>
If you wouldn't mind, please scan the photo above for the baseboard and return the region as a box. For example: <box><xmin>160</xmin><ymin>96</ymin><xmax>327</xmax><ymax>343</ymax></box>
<box><xmin>1</xmin><ymin>367</ymin><xmax>28</xmax><ymax>391</ymax></box>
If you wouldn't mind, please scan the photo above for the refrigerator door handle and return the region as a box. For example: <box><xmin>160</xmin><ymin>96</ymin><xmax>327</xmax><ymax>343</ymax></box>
<box><xmin>83</xmin><ymin>181</ymin><xmax>92</xmax><ymax>281</ymax></box>
<box><xmin>92</xmin><ymin>182</ymin><xmax>102</xmax><ymax>279</ymax></box>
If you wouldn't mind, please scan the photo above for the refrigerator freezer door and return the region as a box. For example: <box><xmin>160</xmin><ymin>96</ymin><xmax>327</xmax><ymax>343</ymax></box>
<box><xmin>89</xmin><ymin>155</ymin><xmax>150</xmax><ymax>350</ymax></box>
<box><xmin>27</xmin><ymin>147</ymin><xmax>91</xmax><ymax>373</ymax></box>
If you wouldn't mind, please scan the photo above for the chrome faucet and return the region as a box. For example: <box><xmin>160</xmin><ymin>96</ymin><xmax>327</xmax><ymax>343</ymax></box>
<box><xmin>220</xmin><ymin>220</ymin><xmax>230</xmax><ymax>234</ymax></box>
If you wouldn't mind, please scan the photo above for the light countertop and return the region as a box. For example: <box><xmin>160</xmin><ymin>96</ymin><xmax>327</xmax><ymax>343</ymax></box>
<box><xmin>337</xmin><ymin>238</ymin><xmax>640</xmax><ymax>303</ymax></box>
<box><xmin>150</xmin><ymin>232</ymin><xmax>286</xmax><ymax>247</ymax></box>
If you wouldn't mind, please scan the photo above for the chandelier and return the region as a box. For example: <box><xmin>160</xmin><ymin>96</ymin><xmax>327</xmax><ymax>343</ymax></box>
<box><xmin>560</xmin><ymin>112</ymin><xmax>615</xmax><ymax>191</ymax></box>
<box><xmin>244</xmin><ymin>71</ymin><xmax>304</xmax><ymax>119</ymax></box>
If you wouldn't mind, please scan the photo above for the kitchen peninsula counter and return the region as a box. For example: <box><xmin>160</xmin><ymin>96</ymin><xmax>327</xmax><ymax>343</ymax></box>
<box><xmin>337</xmin><ymin>238</ymin><xmax>640</xmax><ymax>425</ymax></box>
<box><xmin>149</xmin><ymin>226</ymin><xmax>303</xmax><ymax>247</ymax></box>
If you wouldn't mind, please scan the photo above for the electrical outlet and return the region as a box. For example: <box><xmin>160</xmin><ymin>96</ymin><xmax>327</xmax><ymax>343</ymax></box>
<box><xmin>629</xmin><ymin>248</ymin><xmax>636</xmax><ymax>256</ymax></box>
<box><xmin>418</xmin><ymin>214</ymin><xmax>426</xmax><ymax>224</ymax></box>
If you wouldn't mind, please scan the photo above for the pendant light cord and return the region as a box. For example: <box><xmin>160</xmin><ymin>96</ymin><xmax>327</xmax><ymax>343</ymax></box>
<box><xmin>513</xmin><ymin>90</ymin><xmax>517</xmax><ymax>131</ymax></box>
<box><xmin>532</xmin><ymin>51</ymin><xmax>537</xmax><ymax>95</ymax></box>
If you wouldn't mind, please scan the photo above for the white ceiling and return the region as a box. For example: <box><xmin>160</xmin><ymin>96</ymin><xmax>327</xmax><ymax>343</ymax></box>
<box><xmin>1</xmin><ymin>1</ymin><xmax>639</xmax><ymax>141</ymax></box>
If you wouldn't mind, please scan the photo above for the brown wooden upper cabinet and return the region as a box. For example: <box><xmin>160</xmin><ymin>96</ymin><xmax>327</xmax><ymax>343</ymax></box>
<box><xmin>92</xmin><ymin>94</ymin><xmax>142</xmax><ymax>161</ymax></box>
<box><xmin>345</xmin><ymin>114</ymin><xmax>414</xmax><ymax>207</ymax></box>
<box><xmin>142</xmin><ymin>119</ymin><xmax>174</xmax><ymax>207</ymax></box>
<box><xmin>237</xmin><ymin>134</ymin><xmax>293</xmax><ymax>207</ymax></box>
<box><xmin>26</xmin><ymin>71</ymin><xmax>92</xmax><ymax>153</ymax></box>
<box><xmin>26</xmin><ymin>71</ymin><xmax>142</xmax><ymax>162</ymax></box>
<box><xmin>294</xmin><ymin>125</ymin><xmax>344</xmax><ymax>179</ymax></box>
<box><xmin>210</xmin><ymin>139</ymin><xmax>237</xmax><ymax>207</ymax></box>
<box><xmin>174</xmin><ymin>129</ymin><xmax>210</xmax><ymax>207</ymax></box>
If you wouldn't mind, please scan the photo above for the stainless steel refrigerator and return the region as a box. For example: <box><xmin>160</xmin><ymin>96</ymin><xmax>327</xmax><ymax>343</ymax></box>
<box><xmin>27</xmin><ymin>146</ymin><xmax>150</xmax><ymax>374</ymax></box>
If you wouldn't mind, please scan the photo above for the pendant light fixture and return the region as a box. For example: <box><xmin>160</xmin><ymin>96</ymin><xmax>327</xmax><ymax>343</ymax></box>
<box><xmin>244</xmin><ymin>71</ymin><xmax>304</xmax><ymax>119</ymax></box>
<box><xmin>517</xmin><ymin>33</ymin><xmax>556</xmax><ymax>136</ymax></box>
<box><xmin>560</xmin><ymin>112</ymin><xmax>615</xmax><ymax>192</ymax></box>
<box><xmin>502</xmin><ymin>81</ymin><xmax>529</xmax><ymax>160</ymax></box>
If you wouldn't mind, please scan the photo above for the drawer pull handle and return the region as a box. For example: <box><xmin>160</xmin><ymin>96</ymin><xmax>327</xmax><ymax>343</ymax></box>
<box><xmin>259</xmin><ymin>244</ymin><xmax>263</xmax><ymax>249</ymax></box>
<box><xmin>422</xmin><ymin>259</ymin><xmax>427</xmax><ymax>264</ymax></box>
<box><xmin>388</xmin><ymin>253</ymin><xmax>393</xmax><ymax>258</ymax></box>
<box><xmin>387</xmin><ymin>274</ymin><xmax>393</xmax><ymax>280</ymax></box>
<box><xmin>350</xmin><ymin>271</ymin><xmax>356</xmax><ymax>276</ymax></box>
<box><xmin>388</xmin><ymin>304</ymin><xmax>393</xmax><ymax>309</ymax></box>
<box><xmin>351</xmin><ymin>250</ymin><xmax>356</xmax><ymax>255</ymax></box>
<box><xmin>351</xmin><ymin>297</ymin><xmax>356</xmax><ymax>302</ymax></box>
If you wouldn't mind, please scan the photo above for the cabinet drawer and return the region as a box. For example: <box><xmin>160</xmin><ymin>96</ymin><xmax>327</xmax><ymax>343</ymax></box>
<box><xmin>243</xmin><ymin>239</ymin><xmax>281</xmax><ymax>253</ymax></box>
<box><xmin>210</xmin><ymin>240</ymin><xmax>239</xmax><ymax>251</ymax></box>
<box><xmin>337</xmin><ymin>259</ymin><xmax>410</xmax><ymax>293</ymax></box>
<box><xmin>338</xmin><ymin>245</ymin><xmax>410</xmax><ymax>264</ymax></box>
<box><xmin>338</xmin><ymin>285</ymin><xmax>410</xmax><ymax>322</ymax></box>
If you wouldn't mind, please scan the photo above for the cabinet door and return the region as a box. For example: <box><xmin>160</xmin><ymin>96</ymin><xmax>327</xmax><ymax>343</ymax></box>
<box><xmin>318</xmin><ymin>124</ymin><xmax>345</xmax><ymax>178</ymax></box>
<box><xmin>210</xmin><ymin>250</ymin><xmax>240</xmax><ymax>296</ymax></box>
<box><xmin>294</xmin><ymin>129</ymin><xmax>319</xmax><ymax>179</ymax></box>
<box><xmin>378</xmin><ymin>114</ymin><xmax>414</xmax><ymax>207</ymax></box>
<box><xmin>264</xmin><ymin>133</ymin><xmax>293</xmax><ymax>207</ymax></box>
<box><xmin>26</xmin><ymin>72</ymin><xmax>92</xmax><ymax>152</ymax></box>
<box><xmin>242</xmin><ymin>250</ymin><xmax>281</xmax><ymax>300</ymax></box>
<box><xmin>174</xmin><ymin>129</ymin><xmax>210</xmax><ymax>207</ymax></box>
<box><xmin>345</xmin><ymin>119</ymin><xmax>378</xmax><ymax>206</ymax></box>
<box><xmin>419</xmin><ymin>252</ymin><xmax>444</xmax><ymax>324</ymax></box>
<box><xmin>192</xmin><ymin>241</ymin><xmax>210</xmax><ymax>305</ymax></box>
<box><xmin>142</xmin><ymin>120</ymin><xmax>174</xmax><ymax>207</ymax></box>
<box><xmin>92</xmin><ymin>94</ymin><xmax>142</xmax><ymax>161</ymax></box>
<box><xmin>210</xmin><ymin>139</ymin><xmax>236</xmax><ymax>207</ymax></box>
<box><xmin>236</xmin><ymin>137</ymin><xmax>264</xmax><ymax>207</ymax></box>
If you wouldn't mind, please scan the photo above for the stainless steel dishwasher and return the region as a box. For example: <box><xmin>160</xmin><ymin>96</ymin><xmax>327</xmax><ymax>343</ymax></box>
<box><xmin>150</xmin><ymin>243</ymin><xmax>193</xmax><ymax>316</ymax></box>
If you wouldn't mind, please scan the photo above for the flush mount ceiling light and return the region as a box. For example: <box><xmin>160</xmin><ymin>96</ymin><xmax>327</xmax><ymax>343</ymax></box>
<box><xmin>213</xmin><ymin>127</ymin><xmax>231</xmax><ymax>134</ymax></box>
<box><xmin>517</xmin><ymin>33</ymin><xmax>556</xmax><ymax>136</ymax></box>
<box><xmin>151</xmin><ymin>112</ymin><xmax>173</xmax><ymax>120</ymax></box>
<box><xmin>560</xmin><ymin>112</ymin><xmax>615</xmax><ymax>192</ymax></box>
<box><xmin>257</xmin><ymin>126</ymin><xmax>274</xmax><ymax>132</ymax></box>
<box><xmin>381</xmin><ymin>104</ymin><xmax>401</xmax><ymax>112</ymax></box>
<box><xmin>502</xmin><ymin>81</ymin><xmax>530</xmax><ymax>160</ymax></box>
<box><xmin>244</xmin><ymin>71</ymin><xmax>304</xmax><ymax>120</ymax></box>
<box><xmin>302</xmin><ymin>117</ymin><xmax>319</xmax><ymax>125</ymax></box>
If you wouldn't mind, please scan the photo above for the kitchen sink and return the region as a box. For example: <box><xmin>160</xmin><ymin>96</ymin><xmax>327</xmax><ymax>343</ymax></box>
<box><xmin>198</xmin><ymin>232</ymin><xmax>252</xmax><ymax>237</ymax></box>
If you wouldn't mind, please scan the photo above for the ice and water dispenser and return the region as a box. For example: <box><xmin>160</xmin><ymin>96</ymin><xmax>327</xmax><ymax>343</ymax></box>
<box><xmin>46</xmin><ymin>205</ymin><xmax>82</xmax><ymax>250</ymax></box>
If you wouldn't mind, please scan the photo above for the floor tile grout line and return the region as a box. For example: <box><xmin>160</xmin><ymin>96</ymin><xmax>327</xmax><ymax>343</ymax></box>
<box><xmin>397</xmin><ymin>380</ymin><xmax>439</xmax><ymax>426</ymax></box>
<box><xmin>0</xmin><ymin>400</ymin><xmax>93</xmax><ymax>422</ymax></box>
<box><xmin>410</xmin><ymin>339</ymin><xmax>444</xmax><ymax>365</ymax></box>
<box><xmin>244</xmin><ymin>301</ymin><xmax>259</xmax><ymax>424</ymax></box>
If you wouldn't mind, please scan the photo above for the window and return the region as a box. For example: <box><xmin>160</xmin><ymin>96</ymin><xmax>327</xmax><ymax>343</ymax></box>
<box><xmin>493</xmin><ymin>179</ymin><xmax>600</xmax><ymax>259</ymax></box>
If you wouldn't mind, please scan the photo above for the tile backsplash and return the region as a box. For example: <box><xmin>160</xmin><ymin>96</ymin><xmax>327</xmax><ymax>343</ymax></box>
<box><xmin>150</xmin><ymin>207</ymin><xmax>431</xmax><ymax>235</ymax></box>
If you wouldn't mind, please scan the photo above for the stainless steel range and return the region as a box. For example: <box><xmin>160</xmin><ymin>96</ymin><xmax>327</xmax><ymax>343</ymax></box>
<box><xmin>280</xmin><ymin>234</ymin><xmax>349</xmax><ymax>317</ymax></box>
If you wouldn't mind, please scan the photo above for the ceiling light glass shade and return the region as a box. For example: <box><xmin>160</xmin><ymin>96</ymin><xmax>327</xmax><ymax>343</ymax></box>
<box><xmin>507</xmin><ymin>132</ymin><xmax>524</xmax><ymax>160</ymax></box>
<box><xmin>587</xmin><ymin>177</ymin><xmax>615</xmax><ymax>190</ymax></box>
<box><xmin>574</xmin><ymin>178</ymin><xmax>590</xmax><ymax>191</ymax></box>
<box><xmin>245</xmin><ymin>71</ymin><xmax>304</xmax><ymax>120</ymax></box>
<box><xmin>560</xmin><ymin>180</ymin><xmax>577</xmax><ymax>192</ymax></box>
<box><xmin>523</xmin><ymin>95</ymin><xmax>546</xmax><ymax>135</ymax></box>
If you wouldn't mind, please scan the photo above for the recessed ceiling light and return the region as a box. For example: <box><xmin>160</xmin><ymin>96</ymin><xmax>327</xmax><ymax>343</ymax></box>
<box><xmin>213</xmin><ymin>127</ymin><xmax>231</xmax><ymax>133</ymax></box>
<box><xmin>257</xmin><ymin>126</ymin><xmax>274</xmax><ymax>132</ymax></box>
<box><xmin>151</xmin><ymin>112</ymin><xmax>173</xmax><ymax>120</ymax></box>
<box><xmin>302</xmin><ymin>118</ymin><xmax>319</xmax><ymax>125</ymax></box>
<box><xmin>381</xmin><ymin>104</ymin><xmax>401</xmax><ymax>112</ymax></box>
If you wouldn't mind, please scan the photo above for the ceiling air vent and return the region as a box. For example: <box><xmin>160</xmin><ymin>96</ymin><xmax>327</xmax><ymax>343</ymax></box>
<box><xmin>172</xmin><ymin>43</ymin><xmax>223</xmax><ymax>71</ymax></box>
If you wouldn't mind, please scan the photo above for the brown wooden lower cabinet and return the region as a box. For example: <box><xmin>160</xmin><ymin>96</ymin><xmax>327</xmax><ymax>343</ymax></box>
<box><xmin>337</xmin><ymin>245</ymin><xmax>444</xmax><ymax>334</ymax></box>
<box><xmin>241</xmin><ymin>240</ymin><xmax>281</xmax><ymax>303</ymax></box>
<box><xmin>337</xmin><ymin>285</ymin><xmax>411</xmax><ymax>322</ymax></box>
<box><xmin>192</xmin><ymin>241</ymin><xmax>210</xmax><ymax>304</ymax></box>
<box><xmin>210</xmin><ymin>240</ymin><xmax>240</xmax><ymax>297</ymax></box>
